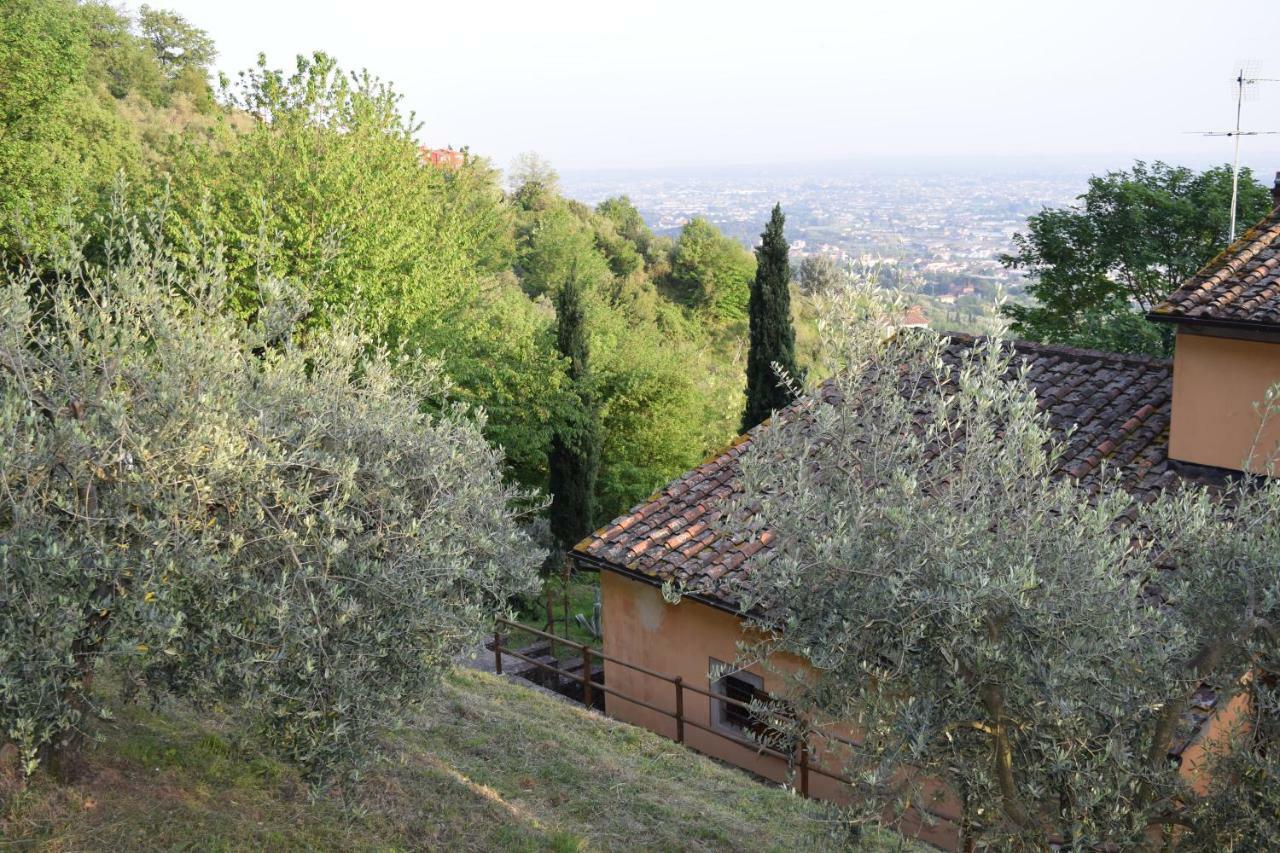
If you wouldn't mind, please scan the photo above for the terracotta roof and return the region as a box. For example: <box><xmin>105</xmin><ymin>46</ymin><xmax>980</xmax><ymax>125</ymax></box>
<box><xmin>574</xmin><ymin>333</ymin><xmax>1232</xmax><ymax>605</ymax></box>
<box><xmin>900</xmin><ymin>305</ymin><xmax>929</xmax><ymax>328</ymax></box>
<box><xmin>1150</xmin><ymin>207</ymin><xmax>1280</xmax><ymax>328</ymax></box>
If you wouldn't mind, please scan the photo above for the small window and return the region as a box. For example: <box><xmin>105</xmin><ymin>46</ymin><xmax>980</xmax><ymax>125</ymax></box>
<box><xmin>709</xmin><ymin>659</ymin><xmax>771</xmax><ymax>739</ymax></box>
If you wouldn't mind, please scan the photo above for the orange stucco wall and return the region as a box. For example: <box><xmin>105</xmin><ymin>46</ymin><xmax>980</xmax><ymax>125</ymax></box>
<box><xmin>1177</xmin><ymin>686</ymin><xmax>1253</xmax><ymax>796</ymax></box>
<box><xmin>1169</xmin><ymin>330</ymin><xmax>1280</xmax><ymax>472</ymax></box>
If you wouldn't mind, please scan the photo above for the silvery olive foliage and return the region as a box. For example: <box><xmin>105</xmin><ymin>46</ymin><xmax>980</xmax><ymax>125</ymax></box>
<box><xmin>727</xmin><ymin>286</ymin><xmax>1280</xmax><ymax>848</ymax></box>
<box><xmin>0</xmin><ymin>208</ymin><xmax>543</xmax><ymax>786</ymax></box>
<box><xmin>1151</xmin><ymin>462</ymin><xmax>1280</xmax><ymax>849</ymax></box>
<box><xmin>1184</xmin><ymin>682</ymin><xmax>1280</xmax><ymax>849</ymax></box>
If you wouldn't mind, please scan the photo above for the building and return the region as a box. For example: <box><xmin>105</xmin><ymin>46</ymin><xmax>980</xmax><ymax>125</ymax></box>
<box><xmin>573</xmin><ymin>176</ymin><xmax>1280</xmax><ymax>848</ymax></box>
<box><xmin>899</xmin><ymin>303</ymin><xmax>929</xmax><ymax>329</ymax></box>
<box><xmin>1148</xmin><ymin>186</ymin><xmax>1280</xmax><ymax>473</ymax></box>
<box><xmin>419</xmin><ymin>146</ymin><xmax>464</xmax><ymax>170</ymax></box>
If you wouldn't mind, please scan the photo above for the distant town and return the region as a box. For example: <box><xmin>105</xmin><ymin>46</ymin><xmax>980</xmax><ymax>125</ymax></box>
<box><xmin>564</xmin><ymin>168</ymin><xmax>1089</xmax><ymax>327</ymax></box>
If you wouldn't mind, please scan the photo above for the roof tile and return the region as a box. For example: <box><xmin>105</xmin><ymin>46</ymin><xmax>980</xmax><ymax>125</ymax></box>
<box><xmin>1151</xmin><ymin>208</ymin><xmax>1280</xmax><ymax>327</ymax></box>
<box><xmin>576</xmin><ymin>334</ymin><xmax>1233</xmax><ymax>604</ymax></box>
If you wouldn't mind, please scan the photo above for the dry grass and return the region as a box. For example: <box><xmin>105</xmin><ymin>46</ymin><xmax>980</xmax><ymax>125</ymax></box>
<box><xmin>1</xmin><ymin>669</ymin><xmax>915</xmax><ymax>852</ymax></box>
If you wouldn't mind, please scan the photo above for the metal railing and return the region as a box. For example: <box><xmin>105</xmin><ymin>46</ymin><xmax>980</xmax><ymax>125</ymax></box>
<box><xmin>493</xmin><ymin>616</ymin><xmax>863</xmax><ymax>798</ymax></box>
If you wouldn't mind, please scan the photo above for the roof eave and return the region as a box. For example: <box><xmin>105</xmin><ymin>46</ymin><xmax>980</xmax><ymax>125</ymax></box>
<box><xmin>1145</xmin><ymin>311</ymin><xmax>1280</xmax><ymax>336</ymax></box>
<box><xmin>571</xmin><ymin>549</ymin><xmax>745</xmax><ymax>616</ymax></box>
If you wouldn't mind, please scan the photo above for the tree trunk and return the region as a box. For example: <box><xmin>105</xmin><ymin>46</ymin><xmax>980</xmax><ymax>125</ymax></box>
<box><xmin>981</xmin><ymin>683</ymin><xmax>1031</xmax><ymax>829</ymax></box>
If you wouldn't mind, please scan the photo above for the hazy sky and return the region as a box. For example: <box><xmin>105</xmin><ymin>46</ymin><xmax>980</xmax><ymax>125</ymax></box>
<box><xmin>152</xmin><ymin>0</ymin><xmax>1280</xmax><ymax>177</ymax></box>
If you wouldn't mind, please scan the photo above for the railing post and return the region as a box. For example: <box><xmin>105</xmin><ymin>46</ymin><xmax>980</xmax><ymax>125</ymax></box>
<box><xmin>562</xmin><ymin>556</ymin><xmax>571</xmax><ymax>645</ymax></box>
<box><xmin>798</xmin><ymin>732</ymin><xmax>810</xmax><ymax>798</ymax></box>
<box><xmin>674</xmin><ymin>676</ymin><xmax>684</xmax><ymax>743</ymax></box>
<box><xmin>494</xmin><ymin>628</ymin><xmax>503</xmax><ymax>675</ymax></box>
<box><xmin>581</xmin><ymin>644</ymin><xmax>593</xmax><ymax>708</ymax></box>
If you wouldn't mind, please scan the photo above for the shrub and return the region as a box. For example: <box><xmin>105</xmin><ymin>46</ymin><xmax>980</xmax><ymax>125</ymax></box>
<box><xmin>0</xmin><ymin>209</ymin><xmax>542</xmax><ymax>787</ymax></box>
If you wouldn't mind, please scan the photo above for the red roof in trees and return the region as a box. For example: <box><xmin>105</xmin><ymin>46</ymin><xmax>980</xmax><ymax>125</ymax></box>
<box><xmin>419</xmin><ymin>147</ymin><xmax>464</xmax><ymax>170</ymax></box>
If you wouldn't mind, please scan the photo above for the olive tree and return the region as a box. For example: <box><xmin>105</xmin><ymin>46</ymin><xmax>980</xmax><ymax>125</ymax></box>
<box><xmin>725</xmin><ymin>288</ymin><xmax>1280</xmax><ymax>848</ymax></box>
<box><xmin>1152</xmin><ymin>461</ymin><xmax>1280</xmax><ymax>849</ymax></box>
<box><xmin>796</xmin><ymin>254</ymin><xmax>845</xmax><ymax>296</ymax></box>
<box><xmin>0</xmin><ymin>209</ymin><xmax>542</xmax><ymax>787</ymax></box>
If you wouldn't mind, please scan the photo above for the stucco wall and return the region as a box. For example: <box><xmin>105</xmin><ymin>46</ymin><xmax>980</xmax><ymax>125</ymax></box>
<box><xmin>600</xmin><ymin>570</ymin><xmax>806</xmax><ymax>773</ymax></box>
<box><xmin>1177</xmin><ymin>687</ymin><xmax>1253</xmax><ymax>797</ymax></box>
<box><xmin>1169</xmin><ymin>330</ymin><xmax>1280</xmax><ymax>472</ymax></box>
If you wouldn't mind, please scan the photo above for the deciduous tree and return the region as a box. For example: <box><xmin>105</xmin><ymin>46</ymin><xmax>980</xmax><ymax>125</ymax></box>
<box><xmin>0</xmin><ymin>0</ymin><xmax>138</xmax><ymax>256</ymax></box>
<box><xmin>137</xmin><ymin>4</ymin><xmax>215</xmax><ymax>79</ymax></box>
<box><xmin>169</xmin><ymin>52</ymin><xmax>513</xmax><ymax>346</ymax></box>
<box><xmin>1001</xmin><ymin>161</ymin><xmax>1272</xmax><ymax>356</ymax></box>
<box><xmin>671</xmin><ymin>217</ymin><xmax>755</xmax><ymax>319</ymax></box>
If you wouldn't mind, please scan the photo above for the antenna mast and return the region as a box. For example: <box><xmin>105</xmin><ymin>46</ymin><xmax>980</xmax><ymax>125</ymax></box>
<box><xmin>1230</xmin><ymin>69</ymin><xmax>1245</xmax><ymax>241</ymax></box>
<box><xmin>1189</xmin><ymin>64</ymin><xmax>1280</xmax><ymax>241</ymax></box>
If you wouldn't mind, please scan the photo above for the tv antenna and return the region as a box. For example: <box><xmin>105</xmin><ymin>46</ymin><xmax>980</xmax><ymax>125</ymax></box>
<box><xmin>1187</xmin><ymin>63</ymin><xmax>1280</xmax><ymax>241</ymax></box>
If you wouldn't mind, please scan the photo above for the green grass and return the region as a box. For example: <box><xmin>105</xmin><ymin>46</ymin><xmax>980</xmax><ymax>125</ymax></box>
<box><xmin>515</xmin><ymin>573</ymin><xmax>605</xmax><ymax>650</ymax></box>
<box><xmin>1</xmin><ymin>669</ymin><xmax>915</xmax><ymax>852</ymax></box>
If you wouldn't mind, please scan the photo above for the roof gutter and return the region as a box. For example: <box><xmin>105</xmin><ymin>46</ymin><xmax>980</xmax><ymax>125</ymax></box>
<box><xmin>1145</xmin><ymin>311</ymin><xmax>1280</xmax><ymax>337</ymax></box>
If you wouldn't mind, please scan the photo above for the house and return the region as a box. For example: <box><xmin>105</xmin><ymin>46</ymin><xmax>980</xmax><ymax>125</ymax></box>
<box><xmin>1148</xmin><ymin>188</ymin><xmax>1280</xmax><ymax>473</ymax></box>
<box><xmin>419</xmin><ymin>146</ymin><xmax>465</xmax><ymax>170</ymax></box>
<box><xmin>573</xmin><ymin>175</ymin><xmax>1280</xmax><ymax>848</ymax></box>
<box><xmin>899</xmin><ymin>303</ymin><xmax>929</xmax><ymax>329</ymax></box>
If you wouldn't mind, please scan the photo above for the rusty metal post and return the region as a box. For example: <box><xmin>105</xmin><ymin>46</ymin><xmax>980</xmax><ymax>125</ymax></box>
<box><xmin>674</xmin><ymin>676</ymin><xmax>684</xmax><ymax>743</ymax></box>
<box><xmin>582</xmin><ymin>644</ymin><xmax>593</xmax><ymax>708</ymax></box>
<box><xmin>562</xmin><ymin>556</ymin><xmax>571</xmax><ymax>643</ymax></box>
<box><xmin>798</xmin><ymin>734</ymin><xmax>810</xmax><ymax>798</ymax></box>
<box><xmin>494</xmin><ymin>629</ymin><xmax>503</xmax><ymax>675</ymax></box>
<box><xmin>545</xmin><ymin>581</ymin><xmax>557</xmax><ymax>661</ymax></box>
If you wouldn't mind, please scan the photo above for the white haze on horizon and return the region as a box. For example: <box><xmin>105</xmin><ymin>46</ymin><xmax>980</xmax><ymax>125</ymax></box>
<box><xmin>149</xmin><ymin>0</ymin><xmax>1280</xmax><ymax>178</ymax></box>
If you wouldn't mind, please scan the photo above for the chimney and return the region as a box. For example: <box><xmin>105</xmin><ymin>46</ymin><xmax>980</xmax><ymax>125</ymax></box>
<box><xmin>1273</xmin><ymin>171</ymin><xmax>1280</xmax><ymax>210</ymax></box>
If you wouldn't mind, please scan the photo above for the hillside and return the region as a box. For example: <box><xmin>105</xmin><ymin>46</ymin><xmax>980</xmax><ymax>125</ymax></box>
<box><xmin>1</xmin><ymin>669</ymin><xmax>911</xmax><ymax>852</ymax></box>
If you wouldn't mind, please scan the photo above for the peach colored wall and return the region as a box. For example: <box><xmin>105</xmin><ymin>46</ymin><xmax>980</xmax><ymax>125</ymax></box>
<box><xmin>1169</xmin><ymin>331</ymin><xmax>1280</xmax><ymax>473</ymax></box>
<box><xmin>1177</xmin><ymin>687</ymin><xmax>1253</xmax><ymax>797</ymax></box>
<box><xmin>599</xmin><ymin>570</ymin><xmax>959</xmax><ymax>849</ymax></box>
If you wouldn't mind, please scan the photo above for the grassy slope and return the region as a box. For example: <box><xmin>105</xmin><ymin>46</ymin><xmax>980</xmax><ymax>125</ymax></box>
<box><xmin>3</xmin><ymin>669</ymin><xmax>913</xmax><ymax>852</ymax></box>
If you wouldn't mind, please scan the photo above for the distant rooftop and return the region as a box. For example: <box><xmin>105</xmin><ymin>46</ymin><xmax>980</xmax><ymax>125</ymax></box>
<box><xmin>900</xmin><ymin>304</ymin><xmax>929</xmax><ymax>328</ymax></box>
<box><xmin>419</xmin><ymin>146</ymin><xmax>464</xmax><ymax>170</ymax></box>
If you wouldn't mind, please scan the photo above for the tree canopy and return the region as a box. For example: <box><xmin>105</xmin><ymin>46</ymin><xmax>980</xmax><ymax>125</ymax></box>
<box><xmin>796</xmin><ymin>253</ymin><xmax>845</xmax><ymax>296</ymax></box>
<box><xmin>671</xmin><ymin>217</ymin><xmax>756</xmax><ymax>319</ymax></box>
<box><xmin>0</xmin><ymin>0</ymin><xmax>776</xmax><ymax>532</ymax></box>
<box><xmin>0</xmin><ymin>210</ymin><xmax>542</xmax><ymax>786</ymax></box>
<box><xmin>1001</xmin><ymin>161</ymin><xmax>1273</xmax><ymax>356</ymax></box>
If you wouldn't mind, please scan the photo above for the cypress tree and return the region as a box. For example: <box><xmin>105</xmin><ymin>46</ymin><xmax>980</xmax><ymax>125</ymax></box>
<box><xmin>548</xmin><ymin>271</ymin><xmax>599</xmax><ymax>553</ymax></box>
<box><xmin>741</xmin><ymin>203</ymin><xmax>799</xmax><ymax>431</ymax></box>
